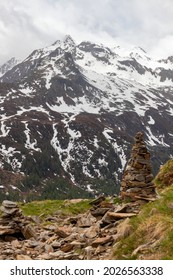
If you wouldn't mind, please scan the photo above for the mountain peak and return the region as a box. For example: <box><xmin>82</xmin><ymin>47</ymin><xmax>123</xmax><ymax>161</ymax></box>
<box><xmin>0</xmin><ymin>57</ymin><xmax>20</xmax><ymax>77</ymax></box>
<box><xmin>51</xmin><ymin>35</ymin><xmax>76</xmax><ymax>53</ymax></box>
<box><xmin>63</xmin><ymin>34</ymin><xmax>76</xmax><ymax>46</ymax></box>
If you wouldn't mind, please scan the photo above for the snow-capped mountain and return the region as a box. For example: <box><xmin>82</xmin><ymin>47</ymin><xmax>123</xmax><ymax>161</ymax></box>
<box><xmin>0</xmin><ymin>57</ymin><xmax>20</xmax><ymax>77</ymax></box>
<box><xmin>0</xmin><ymin>35</ymin><xmax>173</xmax><ymax>201</ymax></box>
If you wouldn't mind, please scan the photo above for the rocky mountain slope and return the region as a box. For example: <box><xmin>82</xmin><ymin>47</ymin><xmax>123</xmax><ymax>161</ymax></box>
<box><xmin>0</xmin><ymin>35</ymin><xmax>173</xmax><ymax>200</ymax></box>
<box><xmin>0</xmin><ymin>57</ymin><xmax>20</xmax><ymax>77</ymax></box>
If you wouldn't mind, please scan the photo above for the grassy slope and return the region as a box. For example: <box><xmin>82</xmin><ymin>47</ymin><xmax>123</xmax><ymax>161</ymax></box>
<box><xmin>113</xmin><ymin>160</ymin><xmax>173</xmax><ymax>260</ymax></box>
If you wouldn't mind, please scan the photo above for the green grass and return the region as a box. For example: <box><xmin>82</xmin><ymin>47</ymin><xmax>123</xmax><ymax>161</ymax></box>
<box><xmin>113</xmin><ymin>185</ymin><xmax>173</xmax><ymax>260</ymax></box>
<box><xmin>160</xmin><ymin>230</ymin><xmax>173</xmax><ymax>259</ymax></box>
<box><xmin>154</xmin><ymin>159</ymin><xmax>173</xmax><ymax>188</ymax></box>
<box><xmin>19</xmin><ymin>199</ymin><xmax>91</xmax><ymax>219</ymax></box>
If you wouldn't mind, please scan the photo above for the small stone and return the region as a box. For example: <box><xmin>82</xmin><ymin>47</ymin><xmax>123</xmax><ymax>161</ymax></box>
<box><xmin>89</xmin><ymin>196</ymin><xmax>105</xmax><ymax>206</ymax></box>
<box><xmin>91</xmin><ymin>236</ymin><xmax>113</xmax><ymax>247</ymax></box>
<box><xmin>60</xmin><ymin>243</ymin><xmax>74</xmax><ymax>253</ymax></box>
<box><xmin>134</xmin><ymin>174</ymin><xmax>145</xmax><ymax>182</ymax></box>
<box><xmin>0</xmin><ymin>206</ymin><xmax>19</xmax><ymax>215</ymax></box>
<box><xmin>11</xmin><ymin>239</ymin><xmax>21</xmax><ymax>249</ymax></box>
<box><xmin>95</xmin><ymin>245</ymin><xmax>106</xmax><ymax>254</ymax></box>
<box><xmin>84</xmin><ymin>224</ymin><xmax>100</xmax><ymax>239</ymax></box>
<box><xmin>0</xmin><ymin>225</ymin><xmax>16</xmax><ymax>235</ymax></box>
<box><xmin>77</xmin><ymin>212</ymin><xmax>97</xmax><ymax>228</ymax></box>
<box><xmin>55</xmin><ymin>227</ymin><xmax>71</xmax><ymax>238</ymax></box>
<box><xmin>83</xmin><ymin>246</ymin><xmax>94</xmax><ymax>260</ymax></box>
<box><xmin>22</xmin><ymin>224</ymin><xmax>37</xmax><ymax>240</ymax></box>
<box><xmin>61</xmin><ymin>252</ymin><xmax>80</xmax><ymax>260</ymax></box>
<box><xmin>91</xmin><ymin>208</ymin><xmax>110</xmax><ymax>217</ymax></box>
<box><xmin>45</xmin><ymin>244</ymin><xmax>54</xmax><ymax>253</ymax></box>
<box><xmin>126</xmin><ymin>187</ymin><xmax>143</xmax><ymax>193</ymax></box>
<box><xmin>49</xmin><ymin>251</ymin><xmax>64</xmax><ymax>259</ymax></box>
<box><xmin>16</xmin><ymin>255</ymin><xmax>32</xmax><ymax>260</ymax></box>
<box><xmin>37</xmin><ymin>253</ymin><xmax>51</xmax><ymax>260</ymax></box>
<box><xmin>70</xmin><ymin>241</ymin><xmax>86</xmax><ymax>249</ymax></box>
<box><xmin>51</xmin><ymin>241</ymin><xmax>61</xmax><ymax>249</ymax></box>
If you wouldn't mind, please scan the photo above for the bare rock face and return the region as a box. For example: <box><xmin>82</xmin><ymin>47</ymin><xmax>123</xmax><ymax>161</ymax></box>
<box><xmin>120</xmin><ymin>132</ymin><xmax>157</xmax><ymax>201</ymax></box>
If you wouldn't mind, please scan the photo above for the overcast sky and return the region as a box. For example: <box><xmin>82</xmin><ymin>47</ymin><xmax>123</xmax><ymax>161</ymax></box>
<box><xmin>0</xmin><ymin>0</ymin><xmax>173</xmax><ymax>64</ymax></box>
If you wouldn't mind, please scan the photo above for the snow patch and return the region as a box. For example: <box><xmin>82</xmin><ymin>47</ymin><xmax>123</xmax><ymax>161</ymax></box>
<box><xmin>23</xmin><ymin>122</ymin><xmax>41</xmax><ymax>152</ymax></box>
<box><xmin>146</xmin><ymin>127</ymin><xmax>169</xmax><ymax>147</ymax></box>
<box><xmin>102</xmin><ymin>128</ymin><xmax>126</xmax><ymax>170</ymax></box>
<box><xmin>148</xmin><ymin>116</ymin><xmax>155</xmax><ymax>125</ymax></box>
<box><xmin>0</xmin><ymin>121</ymin><xmax>10</xmax><ymax>137</ymax></box>
<box><xmin>0</xmin><ymin>145</ymin><xmax>22</xmax><ymax>171</ymax></box>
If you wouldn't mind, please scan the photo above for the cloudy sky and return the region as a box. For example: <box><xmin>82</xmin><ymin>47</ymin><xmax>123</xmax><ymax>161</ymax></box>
<box><xmin>0</xmin><ymin>0</ymin><xmax>173</xmax><ymax>64</ymax></box>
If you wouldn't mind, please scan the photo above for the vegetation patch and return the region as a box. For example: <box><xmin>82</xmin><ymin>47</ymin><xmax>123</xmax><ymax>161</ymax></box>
<box><xmin>154</xmin><ymin>159</ymin><xmax>173</xmax><ymax>189</ymax></box>
<box><xmin>113</xmin><ymin>185</ymin><xmax>173</xmax><ymax>260</ymax></box>
<box><xmin>19</xmin><ymin>199</ymin><xmax>91</xmax><ymax>219</ymax></box>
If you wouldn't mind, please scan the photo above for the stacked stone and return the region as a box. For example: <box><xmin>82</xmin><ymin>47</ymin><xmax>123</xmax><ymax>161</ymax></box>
<box><xmin>0</xmin><ymin>200</ymin><xmax>37</xmax><ymax>239</ymax></box>
<box><xmin>120</xmin><ymin>132</ymin><xmax>157</xmax><ymax>201</ymax></box>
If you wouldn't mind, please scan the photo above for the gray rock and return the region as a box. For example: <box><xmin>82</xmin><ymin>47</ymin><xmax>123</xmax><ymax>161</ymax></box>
<box><xmin>2</xmin><ymin>201</ymin><xmax>17</xmax><ymax>208</ymax></box>
<box><xmin>77</xmin><ymin>212</ymin><xmax>97</xmax><ymax>228</ymax></box>
<box><xmin>0</xmin><ymin>206</ymin><xmax>19</xmax><ymax>215</ymax></box>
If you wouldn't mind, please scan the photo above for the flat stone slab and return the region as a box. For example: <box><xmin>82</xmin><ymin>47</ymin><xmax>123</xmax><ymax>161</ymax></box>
<box><xmin>91</xmin><ymin>236</ymin><xmax>113</xmax><ymax>247</ymax></box>
<box><xmin>2</xmin><ymin>201</ymin><xmax>17</xmax><ymax>208</ymax></box>
<box><xmin>77</xmin><ymin>212</ymin><xmax>97</xmax><ymax>228</ymax></box>
<box><xmin>0</xmin><ymin>206</ymin><xmax>19</xmax><ymax>215</ymax></box>
<box><xmin>102</xmin><ymin>211</ymin><xmax>137</xmax><ymax>224</ymax></box>
<box><xmin>89</xmin><ymin>196</ymin><xmax>105</xmax><ymax>206</ymax></box>
<box><xmin>0</xmin><ymin>225</ymin><xmax>17</xmax><ymax>235</ymax></box>
<box><xmin>107</xmin><ymin>212</ymin><xmax>137</xmax><ymax>219</ymax></box>
<box><xmin>54</xmin><ymin>226</ymin><xmax>71</xmax><ymax>238</ymax></box>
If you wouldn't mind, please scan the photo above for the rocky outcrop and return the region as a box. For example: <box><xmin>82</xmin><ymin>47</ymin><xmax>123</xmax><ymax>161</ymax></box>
<box><xmin>0</xmin><ymin>198</ymin><xmax>138</xmax><ymax>260</ymax></box>
<box><xmin>0</xmin><ymin>200</ymin><xmax>37</xmax><ymax>239</ymax></box>
<box><xmin>120</xmin><ymin>132</ymin><xmax>157</xmax><ymax>201</ymax></box>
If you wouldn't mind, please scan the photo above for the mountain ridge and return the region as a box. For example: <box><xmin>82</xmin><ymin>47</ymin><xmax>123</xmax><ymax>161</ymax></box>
<box><xmin>0</xmin><ymin>57</ymin><xmax>20</xmax><ymax>78</ymax></box>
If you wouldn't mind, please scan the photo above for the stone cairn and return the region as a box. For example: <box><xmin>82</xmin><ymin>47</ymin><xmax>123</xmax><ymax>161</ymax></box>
<box><xmin>0</xmin><ymin>200</ymin><xmax>37</xmax><ymax>240</ymax></box>
<box><xmin>120</xmin><ymin>132</ymin><xmax>157</xmax><ymax>201</ymax></box>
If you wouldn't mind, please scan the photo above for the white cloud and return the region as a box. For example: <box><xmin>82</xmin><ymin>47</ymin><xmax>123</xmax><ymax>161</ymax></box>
<box><xmin>0</xmin><ymin>0</ymin><xmax>173</xmax><ymax>64</ymax></box>
<box><xmin>150</xmin><ymin>35</ymin><xmax>173</xmax><ymax>58</ymax></box>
